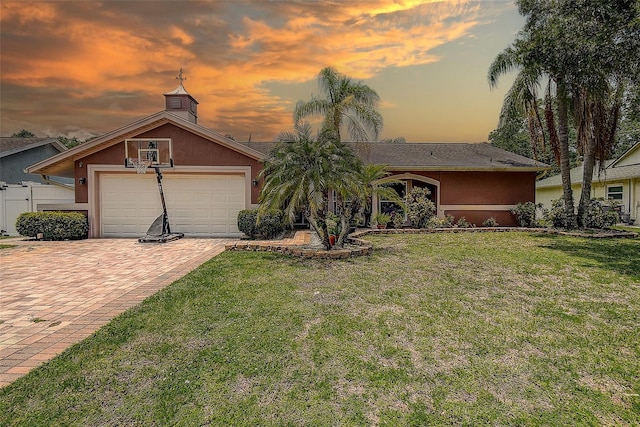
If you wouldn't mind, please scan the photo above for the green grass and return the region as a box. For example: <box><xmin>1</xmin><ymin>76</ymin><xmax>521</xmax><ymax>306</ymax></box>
<box><xmin>1</xmin><ymin>233</ymin><xmax>639</xmax><ymax>426</ymax></box>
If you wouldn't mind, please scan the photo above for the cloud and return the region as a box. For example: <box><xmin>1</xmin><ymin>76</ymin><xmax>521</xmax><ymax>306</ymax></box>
<box><xmin>1</xmin><ymin>0</ymin><xmax>497</xmax><ymax>140</ymax></box>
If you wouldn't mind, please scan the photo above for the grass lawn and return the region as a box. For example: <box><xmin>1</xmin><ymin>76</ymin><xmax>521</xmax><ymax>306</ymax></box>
<box><xmin>1</xmin><ymin>232</ymin><xmax>639</xmax><ymax>426</ymax></box>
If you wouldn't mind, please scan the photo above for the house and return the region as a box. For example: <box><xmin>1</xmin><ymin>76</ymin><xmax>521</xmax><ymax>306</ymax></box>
<box><xmin>536</xmin><ymin>143</ymin><xmax>640</xmax><ymax>223</ymax></box>
<box><xmin>1</xmin><ymin>137</ymin><xmax>68</xmax><ymax>184</ymax></box>
<box><xmin>245</xmin><ymin>141</ymin><xmax>547</xmax><ymax>227</ymax></box>
<box><xmin>26</xmin><ymin>79</ymin><xmax>547</xmax><ymax>238</ymax></box>
<box><xmin>1</xmin><ymin>137</ymin><xmax>75</xmax><ymax>236</ymax></box>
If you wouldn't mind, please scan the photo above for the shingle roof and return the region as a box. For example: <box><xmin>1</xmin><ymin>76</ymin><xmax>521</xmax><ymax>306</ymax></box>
<box><xmin>242</xmin><ymin>141</ymin><xmax>548</xmax><ymax>171</ymax></box>
<box><xmin>536</xmin><ymin>160</ymin><xmax>640</xmax><ymax>188</ymax></box>
<box><xmin>0</xmin><ymin>137</ymin><xmax>66</xmax><ymax>158</ymax></box>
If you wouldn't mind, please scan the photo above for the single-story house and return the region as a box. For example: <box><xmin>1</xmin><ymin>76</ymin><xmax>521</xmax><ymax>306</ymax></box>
<box><xmin>1</xmin><ymin>137</ymin><xmax>68</xmax><ymax>184</ymax></box>
<box><xmin>536</xmin><ymin>142</ymin><xmax>640</xmax><ymax>223</ymax></box>
<box><xmin>26</xmin><ymin>81</ymin><xmax>548</xmax><ymax>238</ymax></box>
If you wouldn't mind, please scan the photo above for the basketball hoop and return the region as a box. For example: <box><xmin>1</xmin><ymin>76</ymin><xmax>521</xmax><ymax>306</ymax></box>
<box><xmin>130</xmin><ymin>158</ymin><xmax>150</xmax><ymax>174</ymax></box>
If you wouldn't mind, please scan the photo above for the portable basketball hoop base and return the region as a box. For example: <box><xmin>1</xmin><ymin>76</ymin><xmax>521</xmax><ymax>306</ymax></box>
<box><xmin>138</xmin><ymin>166</ymin><xmax>184</xmax><ymax>244</ymax></box>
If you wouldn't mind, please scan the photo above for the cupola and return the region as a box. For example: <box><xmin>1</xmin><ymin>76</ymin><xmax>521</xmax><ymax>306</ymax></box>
<box><xmin>163</xmin><ymin>68</ymin><xmax>198</xmax><ymax>124</ymax></box>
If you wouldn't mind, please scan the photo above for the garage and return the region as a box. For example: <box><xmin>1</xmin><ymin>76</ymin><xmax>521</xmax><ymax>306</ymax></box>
<box><xmin>100</xmin><ymin>173</ymin><xmax>246</xmax><ymax>238</ymax></box>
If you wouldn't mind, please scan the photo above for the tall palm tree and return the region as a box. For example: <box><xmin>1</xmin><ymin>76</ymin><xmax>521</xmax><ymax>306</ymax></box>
<box><xmin>294</xmin><ymin>67</ymin><xmax>383</xmax><ymax>142</ymax></box>
<box><xmin>258</xmin><ymin>123</ymin><xmax>361</xmax><ymax>250</ymax></box>
<box><xmin>488</xmin><ymin>11</ymin><xmax>577</xmax><ymax>227</ymax></box>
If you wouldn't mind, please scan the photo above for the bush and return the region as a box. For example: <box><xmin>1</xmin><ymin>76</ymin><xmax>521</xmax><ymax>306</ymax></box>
<box><xmin>238</xmin><ymin>210</ymin><xmax>259</xmax><ymax>238</ymax></box>
<box><xmin>455</xmin><ymin>216</ymin><xmax>474</xmax><ymax>228</ymax></box>
<box><xmin>16</xmin><ymin>211</ymin><xmax>88</xmax><ymax>240</ymax></box>
<box><xmin>407</xmin><ymin>187</ymin><xmax>436</xmax><ymax>229</ymax></box>
<box><xmin>238</xmin><ymin>209</ymin><xmax>285</xmax><ymax>239</ymax></box>
<box><xmin>482</xmin><ymin>217</ymin><xmax>499</xmax><ymax>227</ymax></box>
<box><xmin>582</xmin><ymin>199</ymin><xmax>620</xmax><ymax>229</ymax></box>
<box><xmin>391</xmin><ymin>211</ymin><xmax>404</xmax><ymax>229</ymax></box>
<box><xmin>544</xmin><ymin>199</ymin><xmax>571</xmax><ymax>228</ymax></box>
<box><xmin>511</xmin><ymin>202</ymin><xmax>542</xmax><ymax>227</ymax></box>
<box><xmin>426</xmin><ymin>215</ymin><xmax>454</xmax><ymax>229</ymax></box>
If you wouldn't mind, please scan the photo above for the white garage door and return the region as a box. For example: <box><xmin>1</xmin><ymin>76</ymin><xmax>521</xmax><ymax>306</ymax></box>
<box><xmin>100</xmin><ymin>173</ymin><xmax>246</xmax><ymax>237</ymax></box>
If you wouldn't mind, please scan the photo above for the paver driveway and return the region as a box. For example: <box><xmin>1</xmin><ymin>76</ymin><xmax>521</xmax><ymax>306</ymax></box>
<box><xmin>0</xmin><ymin>237</ymin><xmax>231</xmax><ymax>387</ymax></box>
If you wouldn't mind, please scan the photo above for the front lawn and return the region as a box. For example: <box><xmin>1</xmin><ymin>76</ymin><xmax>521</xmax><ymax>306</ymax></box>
<box><xmin>1</xmin><ymin>233</ymin><xmax>639</xmax><ymax>426</ymax></box>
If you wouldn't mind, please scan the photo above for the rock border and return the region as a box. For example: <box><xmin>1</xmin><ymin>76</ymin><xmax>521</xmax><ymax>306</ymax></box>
<box><xmin>226</xmin><ymin>227</ymin><xmax>637</xmax><ymax>259</ymax></box>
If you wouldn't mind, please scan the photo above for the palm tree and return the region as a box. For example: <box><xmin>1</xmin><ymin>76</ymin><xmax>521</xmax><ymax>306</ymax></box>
<box><xmin>258</xmin><ymin>123</ymin><xmax>361</xmax><ymax>250</ymax></box>
<box><xmin>294</xmin><ymin>67</ymin><xmax>383</xmax><ymax>142</ymax></box>
<box><xmin>488</xmin><ymin>12</ymin><xmax>577</xmax><ymax>227</ymax></box>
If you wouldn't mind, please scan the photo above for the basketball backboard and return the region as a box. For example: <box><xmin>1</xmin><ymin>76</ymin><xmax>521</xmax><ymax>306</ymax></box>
<box><xmin>125</xmin><ymin>138</ymin><xmax>173</xmax><ymax>168</ymax></box>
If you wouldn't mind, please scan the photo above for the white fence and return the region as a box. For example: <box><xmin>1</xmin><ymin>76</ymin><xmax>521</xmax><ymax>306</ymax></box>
<box><xmin>0</xmin><ymin>182</ymin><xmax>75</xmax><ymax>236</ymax></box>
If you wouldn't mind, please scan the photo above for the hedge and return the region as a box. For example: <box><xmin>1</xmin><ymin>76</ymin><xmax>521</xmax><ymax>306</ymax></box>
<box><xmin>16</xmin><ymin>211</ymin><xmax>89</xmax><ymax>241</ymax></box>
<box><xmin>237</xmin><ymin>209</ymin><xmax>285</xmax><ymax>239</ymax></box>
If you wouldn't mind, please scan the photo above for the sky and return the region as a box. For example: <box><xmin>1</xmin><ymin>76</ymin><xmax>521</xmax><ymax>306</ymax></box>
<box><xmin>0</xmin><ymin>0</ymin><xmax>524</xmax><ymax>143</ymax></box>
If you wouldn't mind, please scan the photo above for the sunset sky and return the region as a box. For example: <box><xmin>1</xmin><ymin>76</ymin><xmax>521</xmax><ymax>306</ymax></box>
<box><xmin>0</xmin><ymin>1</ymin><xmax>524</xmax><ymax>143</ymax></box>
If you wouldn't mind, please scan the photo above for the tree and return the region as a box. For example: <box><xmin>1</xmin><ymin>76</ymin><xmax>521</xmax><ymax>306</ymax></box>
<box><xmin>380</xmin><ymin>137</ymin><xmax>406</xmax><ymax>144</ymax></box>
<box><xmin>258</xmin><ymin>123</ymin><xmax>362</xmax><ymax>250</ymax></box>
<box><xmin>294</xmin><ymin>67</ymin><xmax>383</xmax><ymax>142</ymax></box>
<box><xmin>57</xmin><ymin>136</ymin><xmax>82</xmax><ymax>148</ymax></box>
<box><xmin>11</xmin><ymin>129</ymin><xmax>36</xmax><ymax>138</ymax></box>
<box><xmin>489</xmin><ymin>0</ymin><xmax>640</xmax><ymax>228</ymax></box>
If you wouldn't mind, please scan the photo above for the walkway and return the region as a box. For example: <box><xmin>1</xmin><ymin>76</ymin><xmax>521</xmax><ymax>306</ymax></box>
<box><xmin>0</xmin><ymin>237</ymin><xmax>234</xmax><ymax>387</ymax></box>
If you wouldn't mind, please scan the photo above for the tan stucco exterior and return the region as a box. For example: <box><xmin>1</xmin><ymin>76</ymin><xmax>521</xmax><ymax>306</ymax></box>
<box><xmin>536</xmin><ymin>143</ymin><xmax>640</xmax><ymax>222</ymax></box>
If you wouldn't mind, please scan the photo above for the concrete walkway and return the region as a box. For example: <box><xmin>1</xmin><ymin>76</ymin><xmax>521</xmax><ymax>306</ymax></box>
<box><xmin>0</xmin><ymin>237</ymin><xmax>235</xmax><ymax>387</ymax></box>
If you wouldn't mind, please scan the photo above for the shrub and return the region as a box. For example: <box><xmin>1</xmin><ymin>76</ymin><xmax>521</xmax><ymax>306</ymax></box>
<box><xmin>511</xmin><ymin>201</ymin><xmax>542</xmax><ymax>227</ymax></box>
<box><xmin>482</xmin><ymin>217</ymin><xmax>499</xmax><ymax>227</ymax></box>
<box><xmin>256</xmin><ymin>209</ymin><xmax>285</xmax><ymax>238</ymax></box>
<box><xmin>407</xmin><ymin>187</ymin><xmax>436</xmax><ymax>229</ymax></box>
<box><xmin>16</xmin><ymin>211</ymin><xmax>88</xmax><ymax>240</ymax></box>
<box><xmin>238</xmin><ymin>209</ymin><xmax>285</xmax><ymax>239</ymax></box>
<box><xmin>238</xmin><ymin>210</ymin><xmax>259</xmax><ymax>238</ymax></box>
<box><xmin>326</xmin><ymin>212</ymin><xmax>340</xmax><ymax>235</ymax></box>
<box><xmin>391</xmin><ymin>211</ymin><xmax>404</xmax><ymax>229</ymax></box>
<box><xmin>544</xmin><ymin>199</ymin><xmax>571</xmax><ymax>228</ymax></box>
<box><xmin>426</xmin><ymin>215</ymin><xmax>454</xmax><ymax>229</ymax></box>
<box><xmin>582</xmin><ymin>199</ymin><xmax>620</xmax><ymax>229</ymax></box>
<box><xmin>455</xmin><ymin>216</ymin><xmax>474</xmax><ymax>228</ymax></box>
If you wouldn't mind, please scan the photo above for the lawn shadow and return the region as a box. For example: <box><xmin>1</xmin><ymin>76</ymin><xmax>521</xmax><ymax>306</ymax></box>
<box><xmin>534</xmin><ymin>233</ymin><xmax>640</xmax><ymax>279</ymax></box>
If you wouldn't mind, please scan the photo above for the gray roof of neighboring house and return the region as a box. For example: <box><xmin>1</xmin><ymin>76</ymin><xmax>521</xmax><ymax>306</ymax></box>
<box><xmin>242</xmin><ymin>141</ymin><xmax>548</xmax><ymax>171</ymax></box>
<box><xmin>536</xmin><ymin>160</ymin><xmax>640</xmax><ymax>188</ymax></box>
<box><xmin>0</xmin><ymin>137</ymin><xmax>67</xmax><ymax>158</ymax></box>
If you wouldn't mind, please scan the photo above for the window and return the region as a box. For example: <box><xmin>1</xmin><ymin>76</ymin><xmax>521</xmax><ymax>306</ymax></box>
<box><xmin>170</xmin><ymin>97</ymin><xmax>181</xmax><ymax>109</ymax></box>
<box><xmin>607</xmin><ymin>185</ymin><xmax>623</xmax><ymax>201</ymax></box>
<box><xmin>379</xmin><ymin>182</ymin><xmax>406</xmax><ymax>218</ymax></box>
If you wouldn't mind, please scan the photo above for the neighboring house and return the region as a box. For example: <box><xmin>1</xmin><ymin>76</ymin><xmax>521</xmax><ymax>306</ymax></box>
<box><xmin>536</xmin><ymin>142</ymin><xmax>640</xmax><ymax>223</ymax></box>
<box><xmin>1</xmin><ymin>137</ymin><xmax>75</xmax><ymax>236</ymax></box>
<box><xmin>26</xmin><ymin>81</ymin><xmax>548</xmax><ymax>238</ymax></box>
<box><xmin>0</xmin><ymin>137</ymin><xmax>68</xmax><ymax>184</ymax></box>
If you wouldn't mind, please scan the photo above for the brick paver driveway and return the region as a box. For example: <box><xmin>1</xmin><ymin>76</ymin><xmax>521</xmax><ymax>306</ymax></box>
<box><xmin>0</xmin><ymin>238</ymin><xmax>231</xmax><ymax>387</ymax></box>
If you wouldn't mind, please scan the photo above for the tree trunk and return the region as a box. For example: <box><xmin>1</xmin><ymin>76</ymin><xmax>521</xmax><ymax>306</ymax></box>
<box><xmin>556</xmin><ymin>80</ymin><xmax>577</xmax><ymax>228</ymax></box>
<box><xmin>306</xmin><ymin>213</ymin><xmax>331</xmax><ymax>251</ymax></box>
<box><xmin>577</xmin><ymin>135</ymin><xmax>596</xmax><ymax>227</ymax></box>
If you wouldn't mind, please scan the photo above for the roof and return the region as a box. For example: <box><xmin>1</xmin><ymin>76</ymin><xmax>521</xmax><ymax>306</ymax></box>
<box><xmin>0</xmin><ymin>137</ymin><xmax>66</xmax><ymax>158</ymax></box>
<box><xmin>242</xmin><ymin>141</ymin><xmax>548</xmax><ymax>172</ymax></box>
<box><xmin>537</xmin><ymin>142</ymin><xmax>640</xmax><ymax>189</ymax></box>
<box><xmin>536</xmin><ymin>161</ymin><xmax>640</xmax><ymax>188</ymax></box>
<box><xmin>25</xmin><ymin>111</ymin><xmax>265</xmax><ymax>178</ymax></box>
<box><xmin>163</xmin><ymin>83</ymin><xmax>194</xmax><ymax>98</ymax></box>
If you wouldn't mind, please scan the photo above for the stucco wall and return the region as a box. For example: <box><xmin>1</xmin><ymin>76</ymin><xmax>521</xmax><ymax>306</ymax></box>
<box><xmin>73</xmin><ymin>124</ymin><xmax>263</xmax><ymax>204</ymax></box>
<box><xmin>537</xmin><ymin>178</ymin><xmax>640</xmax><ymax>220</ymax></box>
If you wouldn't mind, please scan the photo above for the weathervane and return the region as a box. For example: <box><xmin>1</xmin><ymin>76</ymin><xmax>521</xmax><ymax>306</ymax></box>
<box><xmin>176</xmin><ymin>67</ymin><xmax>187</xmax><ymax>84</ymax></box>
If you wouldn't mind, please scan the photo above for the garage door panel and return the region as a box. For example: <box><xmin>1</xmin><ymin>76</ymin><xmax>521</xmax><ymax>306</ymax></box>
<box><xmin>100</xmin><ymin>174</ymin><xmax>245</xmax><ymax>237</ymax></box>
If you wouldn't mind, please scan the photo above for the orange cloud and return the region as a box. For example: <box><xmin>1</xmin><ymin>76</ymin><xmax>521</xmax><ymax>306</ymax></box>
<box><xmin>1</xmin><ymin>0</ymin><xmax>503</xmax><ymax>141</ymax></box>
